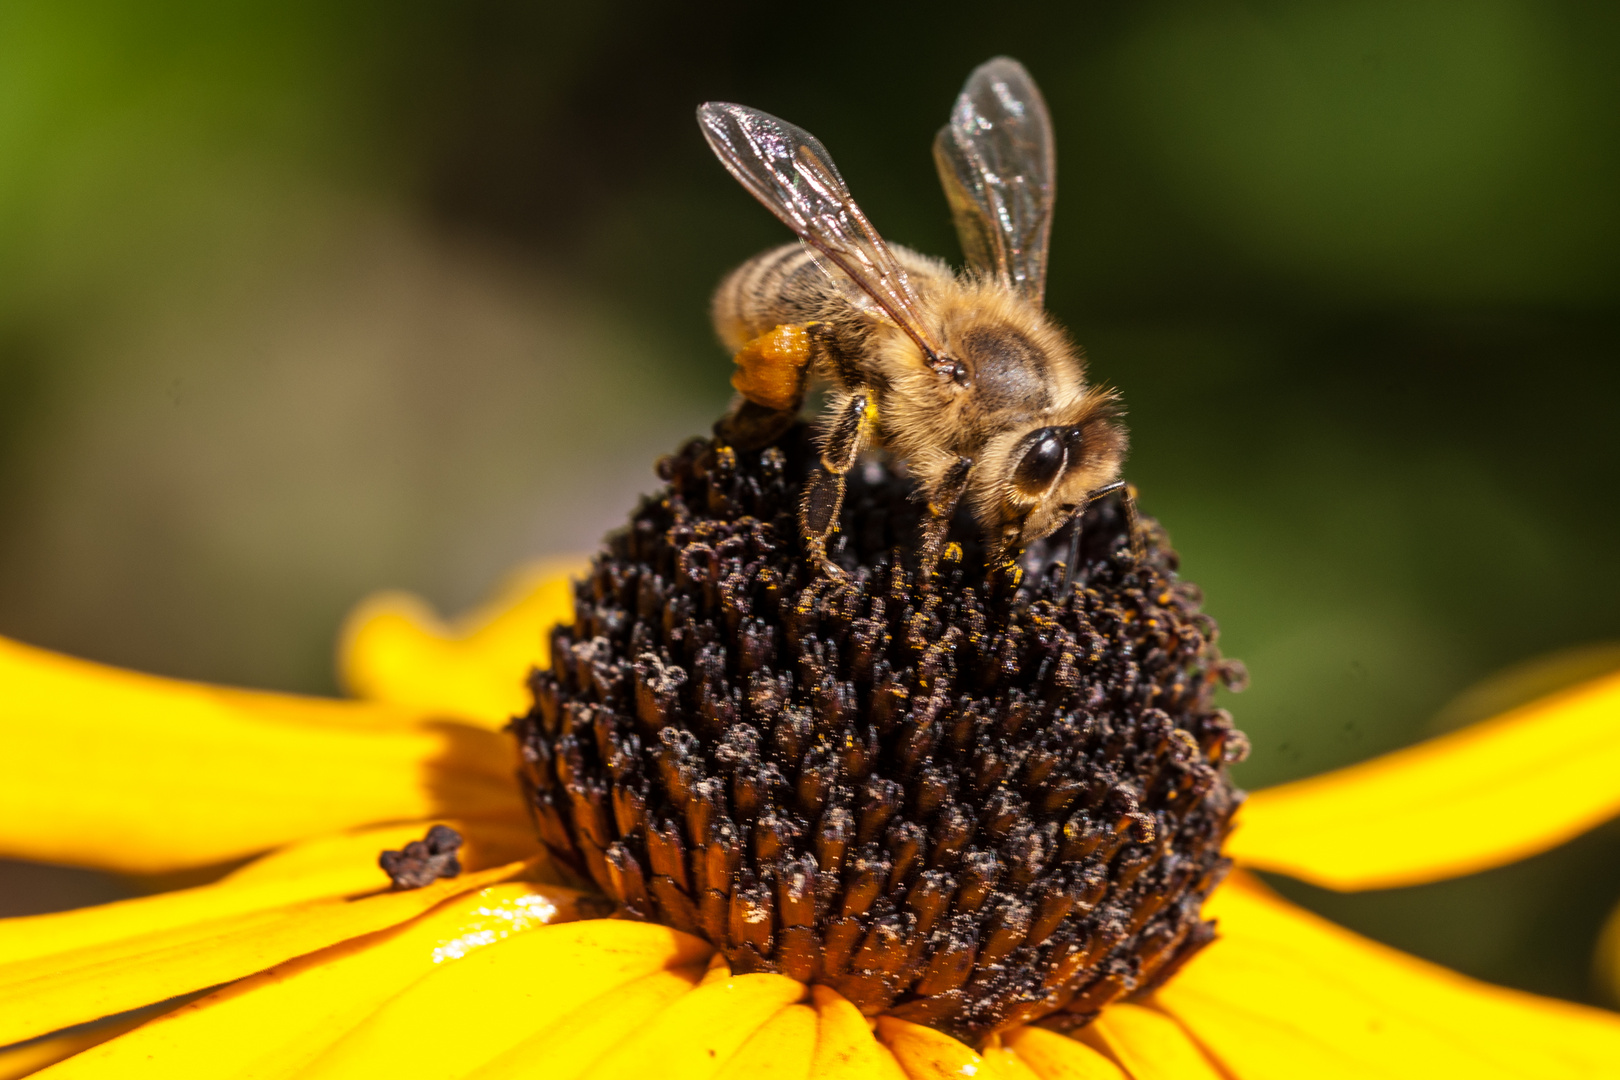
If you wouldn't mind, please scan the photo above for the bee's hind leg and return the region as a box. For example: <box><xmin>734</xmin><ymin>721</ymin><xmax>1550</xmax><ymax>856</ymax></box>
<box><xmin>800</xmin><ymin>389</ymin><xmax>876</xmax><ymax>578</ymax></box>
<box><xmin>717</xmin><ymin>398</ymin><xmax>798</xmax><ymax>451</ymax></box>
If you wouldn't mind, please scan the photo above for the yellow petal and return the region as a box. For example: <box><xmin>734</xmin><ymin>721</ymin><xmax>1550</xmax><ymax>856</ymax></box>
<box><xmin>808</xmin><ymin>986</ymin><xmax>909</xmax><ymax>1080</ymax></box>
<box><xmin>715</xmin><ymin>1003</ymin><xmax>818</xmax><ymax>1080</ymax></box>
<box><xmin>0</xmin><ymin>821</ymin><xmax>538</xmax><ymax>969</ymax></box>
<box><xmin>225</xmin><ymin>818</ymin><xmax>543</xmax><ymax>886</ymax></box>
<box><xmin>1156</xmin><ymin>871</ymin><xmax>1620</xmax><ymax>1079</ymax></box>
<box><xmin>1428</xmin><ymin>641</ymin><xmax>1620</xmax><ymax>734</ymax></box>
<box><xmin>581</xmin><ymin>972</ymin><xmax>807</xmax><ymax>1080</ymax></box>
<box><xmin>876</xmin><ymin>1015</ymin><xmax>1000</xmax><ymax>1079</ymax></box>
<box><xmin>1230</xmin><ymin>670</ymin><xmax>1620</xmax><ymax>889</ymax></box>
<box><xmin>1000</xmin><ymin>1027</ymin><xmax>1126</xmax><ymax>1080</ymax></box>
<box><xmin>0</xmin><ymin>635</ymin><xmax>526</xmax><ymax>874</ymax></box>
<box><xmin>700</xmin><ymin>951</ymin><xmax>734</xmax><ymax>984</ymax></box>
<box><xmin>464</xmin><ymin>966</ymin><xmax>705</xmax><ymax>1080</ymax></box>
<box><xmin>978</xmin><ymin>1037</ymin><xmax>1042</xmax><ymax>1080</ymax></box>
<box><xmin>34</xmin><ymin>881</ymin><xmax>580</xmax><ymax>1079</ymax></box>
<box><xmin>0</xmin><ymin>1009</ymin><xmax>155</xmax><ymax>1080</ymax></box>
<box><xmin>1083</xmin><ymin>1004</ymin><xmax>1222</xmax><ymax>1080</ymax></box>
<box><xmin>0</xmin><ymin>1034</ymin><xmax>92</xmax><ymax>1080</ymax></box>
<box><xmin>0</xmin><ymin>858</ymin><xmax>535</xmax><ymax>1047</ymax></box>
<box><xmin>295</xmin><ymin>920</ymin><xmax>712</xmax><ymax>1079</ymax></box>
<box><xmin>339</xmin><ymin>558</ymin><xmax>584</xmax><ymax>729</ymax></box>
<box><xmin>1595</xmin><ymin>895</ymin><xmax>1620</xmax><ymax>1008</ymax></box>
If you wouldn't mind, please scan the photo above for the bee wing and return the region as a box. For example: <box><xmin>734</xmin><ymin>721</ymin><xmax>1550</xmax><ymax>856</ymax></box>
<box><xmin>933</xmin><ymin>57</ymin><xmax>1055</xmax><ymax>305</ymax></box>
<box><xmin>698</xmin><ymin>102</ymin><xmax>947</xmax><ymax>364</ymax></box>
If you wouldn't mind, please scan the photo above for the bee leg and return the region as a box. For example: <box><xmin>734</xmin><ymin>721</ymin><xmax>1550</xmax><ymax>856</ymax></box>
<box><xmin>1062</xmin><ymin>480</ymin><xmax>1144</xmax><ymax>595</ymax></box>
<box><xmin>1115</xmin><ymin>481</ymin><xmax>1145</xmax><ymax>562</ymax></box>
<box><xmin>917</xmin><ymin>456</ymin><xmax>974</xmax><ymax>580</ymax></box>
<box><xmin>800</xmin><ymin>390</ymin><xmax>874</xmax><ymax>577</ymax></box>
<box><xmin>1062</xmin><ymin>509</ymin><xmax>1083</xmax><ymax>594</ymax></box>
<box><xmin>984</xmin><ymin>525</ymin><xmax>1022</xmax><ymax>579</ymax></box>
<box><xmin>716</xmin><ymin>398</ymin><xmax>798</xmax><ymax>450</ymax></box>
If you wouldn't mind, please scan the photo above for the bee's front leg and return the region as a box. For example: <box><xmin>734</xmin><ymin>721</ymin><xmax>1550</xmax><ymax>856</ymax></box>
<box><xmin>1062</xmin><ymin>480</ymin><xmax>1145</xmax><ymax>595</ymax></box>
<box><xmin>716</xmin><ymin>323</ymin><xmax>819</xmax><ymax>450</ymax></box>
<box><xmin>800</xmin><ymin>389</ymin><xmax>877</xmax><ymax>577</ymax></box>
<box><xmin>917</xmin><ymin>456</ymin><xmax>974</xmax><ymax>580</ymax></box>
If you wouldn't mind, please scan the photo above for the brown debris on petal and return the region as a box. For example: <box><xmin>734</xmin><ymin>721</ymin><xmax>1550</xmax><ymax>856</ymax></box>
<box><xmin>510</xmin><ymin>425</ymin><xmax>1248</xmax><ymax>1042</ymax></box>
<box><xmin>379</xmin><ymin>824</ymin><xmax>463</xmax><ymax>890</ymax></box>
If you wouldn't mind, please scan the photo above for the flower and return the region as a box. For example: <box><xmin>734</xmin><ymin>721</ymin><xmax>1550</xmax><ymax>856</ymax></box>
<box><xmin>4</xmin><ymin>451</ymin><xmax>1620</xmax><ymax>1079</ymax></box>
<box><xmin>520</xmin><ymin>434</ymin><xmax>1249</xmax><ymax>1042</ymax></box>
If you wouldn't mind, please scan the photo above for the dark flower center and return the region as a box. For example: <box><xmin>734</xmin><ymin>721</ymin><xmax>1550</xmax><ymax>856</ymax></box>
<box><xmin>511</xmin><ymin>426</ymin><xmax>1248</xmax><ymax>1041</ymax></box>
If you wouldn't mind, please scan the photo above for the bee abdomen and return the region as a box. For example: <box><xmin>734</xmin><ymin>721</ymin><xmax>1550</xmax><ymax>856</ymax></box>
<box><xmin>712</xmin><ymin>242</ymin><xmax>835</xmax><ymax>351</ymax></box>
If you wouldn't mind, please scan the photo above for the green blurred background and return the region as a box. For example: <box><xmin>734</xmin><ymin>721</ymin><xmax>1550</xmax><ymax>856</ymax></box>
<box><xmin>1</xmin><ymin>0</ymin><xmax>1617</xmax><ymax>1009</ymax></box>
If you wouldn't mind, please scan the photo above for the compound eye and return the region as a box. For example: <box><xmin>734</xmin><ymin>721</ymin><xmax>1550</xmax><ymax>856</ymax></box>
<box><xmin>1013</xmin><ymin>428</ymin><xmax>1067</xmax><ymax>496</ymax></box>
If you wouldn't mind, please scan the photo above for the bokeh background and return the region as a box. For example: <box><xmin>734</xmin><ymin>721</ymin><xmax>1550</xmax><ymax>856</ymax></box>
<box><xmin>2</xmin><ymin>0</ymin><xmax>1618</xmax><ymax>1008</ymax></box>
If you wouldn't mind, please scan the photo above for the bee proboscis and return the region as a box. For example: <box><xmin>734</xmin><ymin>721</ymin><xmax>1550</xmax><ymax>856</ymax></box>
<box><xmin>699</xmin><ymin>56</ymin><xmax>1135</xmax><ymax>577</ymax></box>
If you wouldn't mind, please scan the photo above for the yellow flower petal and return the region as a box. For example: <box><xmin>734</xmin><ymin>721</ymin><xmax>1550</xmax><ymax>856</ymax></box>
<box><xmin>1229</xmin><ymin>670</ymin><xmax>1620</xmax><ymax>889</ymax></box>
<box><xmin>220</xmin><ymin>818</ymin><xmax>541</xmax><ymax>887</ymax></box>
<box><xmin>700</xmin><ymin>952</ymin><xmax>734</xmax><ymax>984</ymax></box>
<box><xmin>1000</xmin><ymin>1026</ymin><xmax>1126</xmax><ymax>1080</ymax></box>
<box><xmin>978</xmin><ymin>1037</ymin><xmax>1042</xmax><ymax>1080</ymax></box>
<box><xmin>580</xmin><ymin>971</ymin><xmax>807</xmax><ymax>1080</ymax></box>
<box><xmin>464</xmin><ymin>966</ymin><xmax>704</xmax><ymax>1080</ymax></box>
<box><xmin>0</xmin><ymin>635</ymin><xmax>526</xmax><ymax>874</ymax></box>
<box><xmin>34</xmin><ymin>882</ymin><xmax>581</xmax><ymax>1079</ymax></box>
<box><xmin>808</xmin><ymin>986</ymin><xmax>909</xmax><ymax>1080</ymax></box>
<box><xmin>1156</xmin><ymin>871</ymin><xmax>1620</xmax><ymax>1079</ymax></box>
<box><xmin>339</xmin><ymin>558</ymin><xmax>584</xmax><ymax>729</ymax></box>
<box><xmin>0</xmin><ymin>858</ymin><xmax>535</xmax><ymax>1047</ymax></box>
<box><xmin>1083</xmin><ymin>1004</ymin><xmax>1222</xmax><ymax>1080</ymax></box>
<box><xmin>0</xmin><ymin>821</ymin><xmax>537</xmax><ymax>969</ymax></box>
<box><xmin>715</xmin><ymin>1003</ymin><xmax>818</xmax><ymax>1080</ymax></box>
<box><xmin>0</xmin><ymin>1009</ymin><xmax>154</xmax><ymax>1080</ymax></box>
<box><xmin>876</xmin><ymin>1015</ymin><xmax>999</xmax><ymax>1079</ymax></box>
<box><xmin>0</xmin><ymin>1033</ymin><xmax>95</xmax><ymax>1080</ymax></box>
<box><xmin>1595</xmin><ymin>896</ymin><xmax>1620</xmax><ymax>1009</ymax></box>
<box><xmin>295</xmin><ymin>920</ymin><xmax>712</xmax><ymax>1079</ymax></box>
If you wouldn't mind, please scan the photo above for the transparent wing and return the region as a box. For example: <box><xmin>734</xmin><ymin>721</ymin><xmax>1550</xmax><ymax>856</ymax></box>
<box><xmin>933</xmin><ymin>57</ymin><xmax>1055</xmax><ymax>305</ymax></box>
<box><xmin>698</xmin><ymin>101</ymin><xmax>947</xmax><ymax>364</ymax></box>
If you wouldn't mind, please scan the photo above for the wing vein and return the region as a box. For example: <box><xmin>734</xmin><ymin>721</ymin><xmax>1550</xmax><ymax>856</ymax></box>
<box><xmin>699</xmin><ymin>102</ymin><xmax>946</xmax><ymax>363</ymax></box>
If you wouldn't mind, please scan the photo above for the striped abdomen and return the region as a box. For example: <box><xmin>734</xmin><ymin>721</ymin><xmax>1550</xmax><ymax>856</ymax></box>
<box><xmin>711</xmin><ymin>243</ymin><xmax>844</xmax><ymax>352</ymax></box>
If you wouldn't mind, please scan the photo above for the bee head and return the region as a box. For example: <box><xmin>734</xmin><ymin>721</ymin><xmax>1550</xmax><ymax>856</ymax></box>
<box><xmin>980</xmin><ymin>395</ymin><xmax>1128</xmax><ymax>552</ymax></box>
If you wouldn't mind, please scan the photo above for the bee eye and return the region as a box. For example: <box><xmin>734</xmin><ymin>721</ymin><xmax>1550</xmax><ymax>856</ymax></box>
<box><xmin>1013</xmin><ymin>428</ymin><xmax>1067</xmax><ymax>495</ymax></box>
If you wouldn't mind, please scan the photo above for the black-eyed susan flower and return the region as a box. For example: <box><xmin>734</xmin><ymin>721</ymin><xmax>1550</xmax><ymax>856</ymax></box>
<box><xmin>3</xmin><ymin>429</ymin><xmax>1620</xmax><ymax>1080</ymax></box>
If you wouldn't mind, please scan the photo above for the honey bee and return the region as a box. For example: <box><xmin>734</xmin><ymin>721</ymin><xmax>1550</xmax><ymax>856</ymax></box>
<box><xmin>699</xmin><ymin>57</ymin><xmax>1134</xmax><ymax>577</ymax></box>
